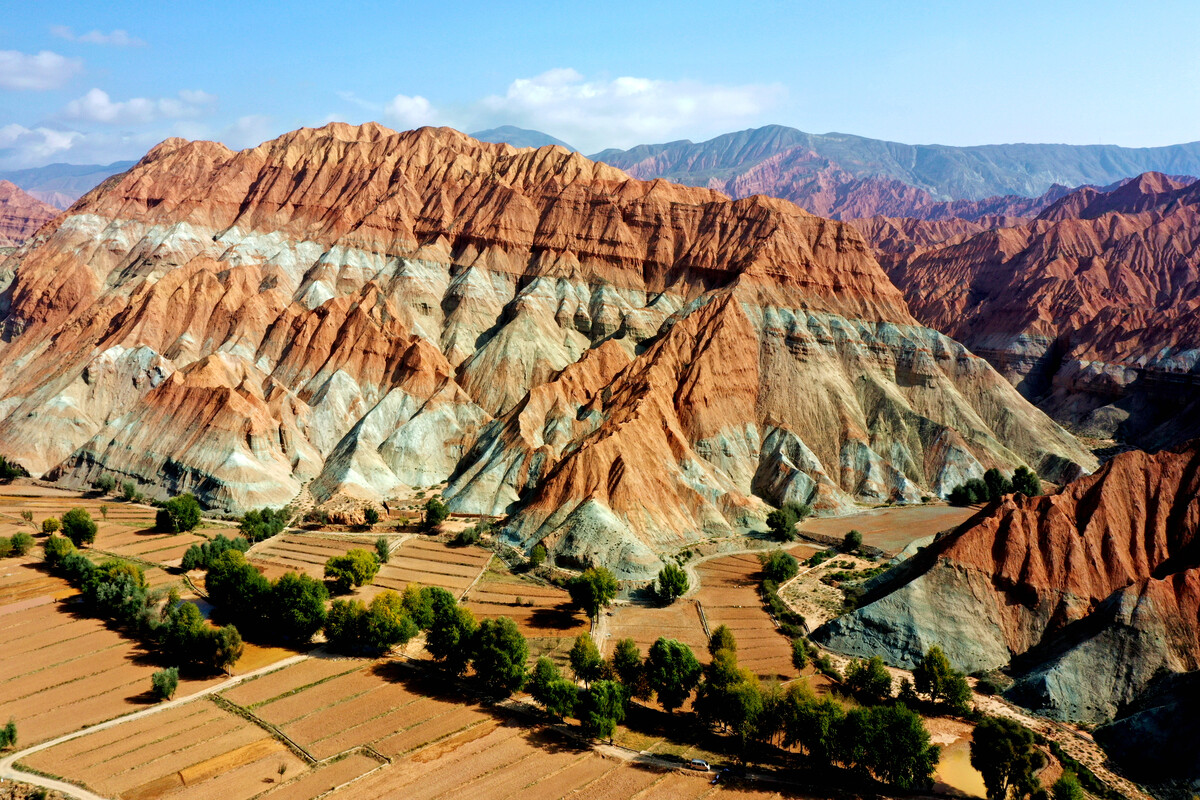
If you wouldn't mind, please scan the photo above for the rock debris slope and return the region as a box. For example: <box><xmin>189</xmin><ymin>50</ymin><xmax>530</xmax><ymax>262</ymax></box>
<box><xmin>862</xmin><ymin>173</ymin><xmax>1200</xmax><ymax>447</ymax></box>
<box><xmin>815</xmin><ymin>442</ymin><xmax>1200</xmax><ymax>723</ymax></box>
<box><xmin>0</xmin><ymin>123</ymin><xmax>1094</xmax><ymax>576</ymax></box>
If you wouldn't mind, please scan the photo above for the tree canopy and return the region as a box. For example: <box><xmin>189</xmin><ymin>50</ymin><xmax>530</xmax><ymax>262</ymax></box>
<box><xmin>970</xmin><ymin>716</ymin><xmax>1047</xmax><ymax>800</ymax></box>
<box><xmin>656</xmin><ymin>563</ymin><xmax>688</xmax><ymax>603</ymax></box>
<box><xmin>645</xmin><ymin>637</ymin><xmax>702</xmax><ymax>713</ymax></box>
<box><xmin>566</xmin><ymin>567</ymin><xmax>618</xmax><ymax>621</ymax></box>
<box><xmin>61</xmin><ymin>507</ymin><xmax>97</xmax><ymax>547</ymax></box>
<box><xmin>156</xmin><ymin>493</ymin><xmax>202</xmax><ymax>533</ymax></box>
<box><xmin>472</xmin><ymin>616</ymin><xmax>529</xmax><ymax>697</ymax></box>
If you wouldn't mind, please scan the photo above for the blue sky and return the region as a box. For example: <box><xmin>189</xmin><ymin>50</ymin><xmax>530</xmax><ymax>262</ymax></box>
<box><xmin>2</xmin><ymin>0</ymin><xmax>1198</xmax><ymax>168</ymax></box>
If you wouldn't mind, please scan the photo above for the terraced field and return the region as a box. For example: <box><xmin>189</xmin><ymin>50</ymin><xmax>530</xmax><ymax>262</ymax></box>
<box><xmin>250</xmin><ymin>534</ymin><xmax>490</xmax><ymax>598</ymax></box>
<box><xmin>0</xmin><ymin>559</ymin><xmax>222</xmax><ymax>745</ymax></box>
<box><xmin>464</xmin><ymin>572</ymin><xmax>588</xmax><ymax>665</ymax></box>
<box><xmin>603</xmin><ymin>600</ymin><xmax>710</xmax><ymax>662</ymax></box>
<box><xmin>693</xmin><ymin>548</ymin><xmax>815</xmax><ymax>679</ymax></box>
<box><xmin>21</xmin><ymin>699</ymin><xmax>321</xmax><ymax>800</ymax></box>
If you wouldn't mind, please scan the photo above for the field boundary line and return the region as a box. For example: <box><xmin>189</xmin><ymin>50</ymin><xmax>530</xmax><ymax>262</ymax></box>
<box><xmin>211</xmin><ymin>694</ymin><xmax>317</xmax><ymax>765</ymax></box>
<box><xmin>457</xmin><ymin>552</ymin><xmax>492</xmax><ymax>601</ymax></box>
<box><xmin>694</xmin><ymin>599</ymin><xmax>710</xmax><ymax>637</ymax></box>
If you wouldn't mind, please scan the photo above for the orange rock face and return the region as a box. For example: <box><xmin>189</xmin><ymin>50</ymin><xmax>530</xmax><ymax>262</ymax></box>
<box><xmin>863</xmin><ymin>173</ymin><xmax>1200</xmax><ymax>446</ymax></box>
<box><xmin>817</xmin><ymin>442</ymin><xmax>1200</xmax><ymax>721</ymax></box>
<box><xmin>0</xmin><ymin>180</ymin><xmax>58</xmax><ymax>247</ymax></box>
<box><xmin>0</xmin><ymin>124</ymin><xmax>1095</xmax><ymax>576</ymax></box>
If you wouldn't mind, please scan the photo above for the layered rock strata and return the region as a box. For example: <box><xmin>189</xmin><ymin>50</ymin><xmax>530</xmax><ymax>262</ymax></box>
<box><xmin>0</xmin><ymin>123</ymin><xmax>1094</xmax><ymax>576</ymax></box>
<box><xmin>0</xmin><ymin>180</ymin><xmax>58</xmax><ymax>247</ymax></box>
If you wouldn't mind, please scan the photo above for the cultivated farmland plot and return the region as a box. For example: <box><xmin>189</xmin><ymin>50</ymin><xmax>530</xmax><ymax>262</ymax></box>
<box><xmin>797</xmin><ymin>503</ymin><xmax>976</xmax><ymax>555</ymax></box>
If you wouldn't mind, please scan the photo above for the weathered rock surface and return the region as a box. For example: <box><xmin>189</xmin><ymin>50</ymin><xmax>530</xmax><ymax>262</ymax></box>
<box><xmin>815</xmin><ymin>443</ymin><xmax>1200</xmax><ymax>722</ymax></box>
<box><xmin>0</xmin><ymin>123</ymin><xmax>1094</xmax><ymax>577</ymax></box>
<box><xmin>864</xmin><ymin>173</ymin><xmax>1200</xmax><ymax>446</ymax></box>
<box><xmin>0</xmin><ymin>180</ymin><xmax>58</xmax><ymax>247</ymax></box>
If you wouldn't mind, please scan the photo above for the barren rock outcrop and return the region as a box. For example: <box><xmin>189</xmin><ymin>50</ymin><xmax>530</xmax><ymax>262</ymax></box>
<box><xmin>815</xmin><ymin>443</ymin><xmax>1200</xmax><ymax>722</ymax></box>
<box><xmin>0</xmin><ymin>180</ymin><xmax>58</xmax><ymax>247</ymax></box>
<box><xmin>865</xmin><ymin>173</ymin><xmax>1200</xmax><ymax>446</ymax></box>
<box><xmin>0</xmin><ymin>123</ymin><xmax>1095</xmax><ymax>577</ymax></box>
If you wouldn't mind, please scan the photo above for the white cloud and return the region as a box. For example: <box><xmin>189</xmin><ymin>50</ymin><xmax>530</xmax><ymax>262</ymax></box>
<box><xmin>0</xmin><ymin>124</ymin><xmax>83</xmax><ymax>166</ymax></box>
<box><xmin>50</xmin><ymin>26</ymin><xmax>145</xmax><ymax>47</ymax></box>
<box><xmin>62</xmin><ymin>88</ymin><xmax>217</xmax><ymax>125</ymax></box>
<box><xmin>0</xmin><ymin>50</ymin><xmax>83</xmax><ymax>91</ymax></box>
<box><xmin>384</xmin><ymin>94</ymin><xmax>439</xmax><ymax>128</ymax></box>
<box><xmin>472</xmin><ymin>69</ymin><xmax>785</xmax><ymax>151</ymax></box>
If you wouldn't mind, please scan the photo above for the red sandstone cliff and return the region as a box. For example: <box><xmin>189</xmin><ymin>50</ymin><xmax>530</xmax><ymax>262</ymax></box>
<box><xmin>0</xmin><ymin>180</ymin><xmax>58</xmax><ymax>247</ymax></box>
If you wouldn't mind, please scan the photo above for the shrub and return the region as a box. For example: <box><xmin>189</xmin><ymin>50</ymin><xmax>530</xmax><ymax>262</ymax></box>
<box><xmin>1013</xmin><ymin>466</ymin><xmax>1041</xmax><ymax>497</ymax></box>
<box><xmin>9</xmin><ymin>531</ymin><xmax>34</xmax><ymax>556</ymax></box>
<box><xmin>151</xmin><ymin>667</ymin><xmax>179</xmax><ymax>700</ymax></box>
<box><xmin>121</xmin><ymin>480</ymin><xmax>142</xmax><ymax>502</ymax></box>
<box><xmin>530</xmin><ymin>543</ymin><xmax>547</xmax><ymax>567</ymax></box>
<box><xmin>0</xmin><ymin>718</ymin><xmax>16</xmax><ymax>748</ymax></box>
<box><xmin>363</xmin><ymin>506</ymin><xmax>380</xmax><ymax>527</ymax></box>
<box><xmin>708</xmin><ymin>624</ymin><xmax>737</xmax><ymax>656</ymax></box>
<box><xmin>156</xmin><ymin>493</ymin><xmax>202</xmax><ymax>533</ymax></box>
<box><xmin>41</xmin><ymin>516</ymin><xmax>60</xmax><ymax>534</ymax></box>
<box><xmin>61</xmin><ymin>507</ymin><xmax>97</xmax><ymax>547</ymax></box>
<box><xmin>324</xmin><ymin>548</ymin><xmax>380</xmax><ymax>593</ymax></box>
<box><xmin>759</xmin><ymin>550</ymin><xmax>799</xmax><ymax>582</ymax></box>
<box><xmin>655</xmin><ymin>563</ymin><xmax>688</xmax><ymax>602</ymax></box>
<box><xmin>844</xmin><ymin>655</ymin><xmax>893</xmax><ymax>703</ymax></box>
<box><xmin>99</xmin><ymin>504</ymin><xmax>110</xmax><ymax>521</ymax></box>
<box><xmin>0</xmin><ymin>538</ymin><xmax>9</xmax><ymax>558</ymax></box>
<box><xmin>20</xmin><ymin>510</ymin><xmax>32</xmax><ymax>524</ymax></box>
<box><xmin>375</xmin><ymin>536</ymin><xmax>390</xmax><ymax>564</ymax></box>
<box><xmin>766</xmin><ymin>501</ymin><xmax>811</xmax><ymax>541</ymax></box>
<box><xmin>791</xmin><ymin>637</ymin><xmax>809</xmax><ymax>671</ymax></box>
<box><xmin>93</xmin><ymin>474</ymin><xmax>116</xmax><ymax>494</ymax></box>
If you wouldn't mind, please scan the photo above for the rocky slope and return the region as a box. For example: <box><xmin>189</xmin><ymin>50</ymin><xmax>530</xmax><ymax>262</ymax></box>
<box><xmin>593</xmin><ymin>125</ymin><xmax>1200</xmax><ymax>207</ymax></box>
<box><xmin>863</xmin><ymin>173</ymin><xmax>1200</xmax><ymax>446</ymax></box>
<box><xmin>815</xmin><ymin>443</ymin><xmax>1200</xmax><ymax>723</ymax></box>
<box><xmin>0</xmin><ymin>181</ymin><xmax>58</xmax><ymax>247</ymax></box>
<box><xmin>0</xmin><ymin>123</ymin><xmax>1094</xmax><ymax>577</ymax></box>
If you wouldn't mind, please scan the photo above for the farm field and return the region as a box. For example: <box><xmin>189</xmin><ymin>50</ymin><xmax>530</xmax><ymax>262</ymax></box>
<box><xmin>693</xmin><ymin>548</ymin><xmax>814</xmax><ymax>679</ymax></box>
<box><xmin>603</xmin><ymin>600</ymin><xmax>709</xmax><ymax>663</ymax></box>
<box><xmin>0</xmin><ymin>558</ymin><xmax>224</xmax><ymax>745</ymax></box>
<box><xmin>21</xmin><ymin>698</ymin><xmax>318</xmax><ymax>800</ymax></box>
<box><xmin>798</xmin><ymin>504</ymin><xmax>976</xmax><ymax>555</ymax></box>
<box><xmin>464</xmin><ymin>570</ymin><xmax>588</xmax><ymax>666</ymax></box>
<box><xmin>250</xmin><ymin>534</ymin><xmax>490</xmax><ymax>598</ymax></box>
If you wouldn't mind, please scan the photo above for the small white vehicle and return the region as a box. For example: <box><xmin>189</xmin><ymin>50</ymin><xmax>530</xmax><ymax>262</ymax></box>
<box><xmin>689</xmin><ymin>759</ymin><xmax>710</xmax><ymax>772</ymax></box>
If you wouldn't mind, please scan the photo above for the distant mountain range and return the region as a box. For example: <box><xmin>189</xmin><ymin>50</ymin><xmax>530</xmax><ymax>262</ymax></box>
<box><xmin>0</xmin><ymin>161</ymin><xmax>136</xmax><ymax>209</ymax></box>
<box><xmin>590</xmin><ymin>124</ymin><xmax>1200</xmax><ymax>204</ymax></box>
<box><xmin>469</xmin><ymin>125</ymin><xmax>577</xmax><ymax>151</ymax></box>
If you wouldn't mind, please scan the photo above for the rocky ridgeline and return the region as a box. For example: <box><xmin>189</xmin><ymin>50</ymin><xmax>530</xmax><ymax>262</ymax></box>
<box><xmin>0</xmin><ymin>180</ymin><xmax>58</xmax><ymax>247</ymax></box>
<box><xmin>0</xmin><ymin>123</ymin><xmax>1093</xmax><ymax>578</ymax></box>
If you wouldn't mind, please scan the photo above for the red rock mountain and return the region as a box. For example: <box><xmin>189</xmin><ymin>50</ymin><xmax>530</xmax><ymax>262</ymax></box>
<box><xmin>816</xmin><ymin>442</ymin><xmax>1200</xmax><ymax>723</ymax></box>
<box><xmin>858</xmin><ymin>173</ymin><xmax>1200</xmax><ymax>447</ymax></box>
<box><xmin>0</xmin><ymin>180</ymin><xmax>58</xmax><ymax>247</ymax></box>
<box><xmin>0</xmin><ymin>123</ymin><xmax>1094</xmax><ymax>577</ymax></box>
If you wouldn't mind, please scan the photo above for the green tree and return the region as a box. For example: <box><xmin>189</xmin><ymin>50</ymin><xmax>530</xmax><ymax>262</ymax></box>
<box><xmin>43</xmin><ymin>534</ymin><xmax>76</xmax><ymax>566</ymax></box>
<box><xmin>708</xmin><ymin>624</ymin><xmax>738</xmax><ymax>657</ymax></box>
<box><xmin>578</xmin><ymin>680</ymin><xmax>626</xmax><ymax>741</ymax></box>
<box><xmin>844</xmin><ymin>655</ymin><xmax>893</xmax><ymax>703</ymax></box>
<box><xmin>656</xmin><ymin>563</ymin><xmax>688</xmax><ymax>603</ymax></box>
<box><xmin>269</xmin><ymin>572</ymin><xmax>329</xmax><ymax>644</ymax></box>
<box><xmin>970</xmin><ymin>717</ymin><xmax>1047</xmax><ymax>800</ymax></box>
<box><xmin>151</xmin><ymin>667</ymin><xmax>179</xmax><ymax>700</ymax></box>
<box><xmin>156</xmin><ymin>493</ymin><xmax>202</xmax><ymax>533</ymax></box>
<box><xmin>472</xmin><ymin>616</ymin><xmax>528</xmax><ymax>697</ymax></box>
<box><xmin>780</xmin><ymin>683</ymin><xmax>844</xmax><ymax>763</ymax></box>
<box><xmin>93</xmin><ymin>473</ymin><xmax>116</xmax><ymax>494</ymax></box>
<box><xmin>530</xmin><ymin>543</ymin><xmax>547</xmax><ymax>567</ymax></box>
<box><xmin>324</xmin><ymin>548</ymin><xmax>380</xmax><ymax>593</ymax></box>
<box><xmin>0</xmin><ymin>455</ymin><xmax>29</xmax><ymax>481</ymax></box>
<box><xmin>611</xmin><ymin>638</ymin><xmax>648</xmax><ymax>698</ymax></box>
<box><xmin>99</xmin><ymin>504</ymin><xmax>110</xmax><ymax>521</ymax></box>
<box><xmin>9</xmin><ymin>531</ymin><xmax>34</xmax><ymax>556</ymax></box>
<box><xmin>375</xmin><ymin>536</ymin><xmax>390</xmax><ymax>564</ymax></box>
<box><xmin>41</xmin><ymin>516</ymin><xmax>60</xmax><ymax>535</ymax></box>
<box><xmin>569</xmin><ymin>633</ymin><xmax>603</xmax><ymax>686</ymax></box>
<box><xmin>843</xmin><ymin>529</ymin><xmax>863</xmax><ymax>553</ymax></box>
<box><xmin>402</xmin><ymin>584</ymin><xmax>436</xmax><ymax>630</ymax></box>
<box><xmin>791</xmin><ymin>638</ymin><xmax>809</xmax><ymax>672</ymax></box>
<box><xmin>239</xmin><ymin>507</ymin><xmax>287</xmax><ymax>542</ymax></box>
<box><xmin>1052</xmin><ymin>772</ymin><xmax>1084</xmax><ymax>800</ymax></box>
<box><xmin>645</xmin><ymin>637</ymin><xmax>702</xmax><ymax>713</ymax></box>
<box><xmin>212</xmin><ymin>625</ymin><xmax>244</xmax><ymax>672</ymax></box>
<box><xmin>363</xmin><ymin>506</ymin><xmax>380</xmax><ymax>527</ymax></box>
<box><xmin>943</xmin><ymin>671</ymin><xmax>974</xmax><ymax>715</ymax></box>
<box><xmin>913</xmin><ymin>644</ymin><xmax>954</xmax><ymax>705</ymax></box>
<box><xmin>181</xmin><ymin>534</ymin><xmax>249</xmax><ymax>572</ymax></box>
<box><xmin>759</xmin><ymin>550</ymin><xmax>798</xmax><ymax>582</ymax></box>
<box><xmin>205</xmin><ymin>550</ymin><xmax>271</xmax><ymax>626</ymax></box>
<box><xmin>61</xmin><ymin>507</ymin><xmax>98</xmax><ymax>548</ymax></box>
<box><xmin>983</xmin><ymin>468</ymin><xmax>1014</xmax><ymax>502</ymax></box>
<box><xmin>0</xmin><ymin>538</ymin><xmax>10</xmax><ymax>558</ymax></box>
<box><xmin>1012</xmin><ymin>467</ymin><xmax>1041</xmax><ymax>498</ymax></box>
<box><xmin>121</xmin><ymin>480</ymin><xmax>140</xmax><ymax>502</ymax></box>
<box><xmin>422</xmin><ymin>497</ymin><xmax>449</xmax><ymax>531</ymax></box>
<box><xmin>0</xmin><ymin>718</ymin><xmax>17</xmax><ymax>748</ymax></box>
<box><xmin>865</xmin><ymin>703</ymin><xmax>941</xmax><ymax>789</ymax></box>
<box><xmin>529</xmin><ymin>657</ymin><xmax>578</xmax><ymax>718</ymax></box>
<box><xmin>426</xmin><ymin>597</ymin><xmax>477</xmax><ymax>675</ymax></box>
<box><xmin>725</xmin><ymin>680</ymin><xmax>765</xmax><ymax>754</ymax></box>
<box><xmin>948</xmin><ymin>478</ymin><xmax>989</xmax><ymax>506</ymax></box>
<box><xmin>565</xmin><ymin>567</ymin><xmax>618</xmax><ymax>621</ymax></box>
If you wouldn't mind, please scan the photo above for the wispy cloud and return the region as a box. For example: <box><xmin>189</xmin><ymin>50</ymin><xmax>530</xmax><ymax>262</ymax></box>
<box><xmin>0</xmin><ymin>49</ymin><xmax>84</xmax><ymax>91</ymax></box>
<box><xmin>62</xmin><ymin>88</ymin><xmax>217</xmax><ymax>125</ymax></box>
<box><xmin>50</xmin><ymin>26</ymin><xmax>145</xmax><ymax>47</ymax></box>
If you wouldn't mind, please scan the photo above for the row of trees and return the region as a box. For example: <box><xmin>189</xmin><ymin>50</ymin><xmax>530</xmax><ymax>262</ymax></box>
<box><xmin>44</xmin><ymin>535</ymin><xmax>243</xmax><ymax>672</ymax></box>
<box><xmin>181</xmin><ymin>533</ymin><xmax>249</xmax><ymax>571</ymax></box>
<box><xmin>205</xmin><ymin>551</ymin><xmax>328</xmax><ymax>643</ymax></box>
<box><xmin>949</xmin><ymin>467</ymin><xmax>1040</xmax><ymax>506</ymax></box>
